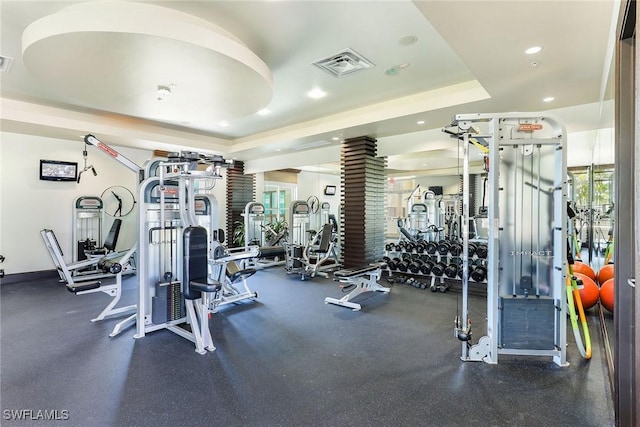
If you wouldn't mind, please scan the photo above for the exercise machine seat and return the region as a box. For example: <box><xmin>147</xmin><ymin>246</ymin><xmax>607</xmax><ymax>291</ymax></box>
<box><xmin>183</xmin><ymin>226</ymin><xmax>221</xmax><ymax>300</ymax></box>
<box><xmin>226</xmin><ymin>261</ymin><xmax>256</xmax><ymax>284</ymax></box>
<box><xmin>85</xmin><ymin>219</ymin><xmax>122</xmax><ymax>256</ymax></box>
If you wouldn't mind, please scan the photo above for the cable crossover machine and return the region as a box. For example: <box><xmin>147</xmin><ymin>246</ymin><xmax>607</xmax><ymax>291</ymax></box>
<box><xmin>444</xmin><ymin>113</ymin><xmax>569</xmax><ymax>366</ymax></box>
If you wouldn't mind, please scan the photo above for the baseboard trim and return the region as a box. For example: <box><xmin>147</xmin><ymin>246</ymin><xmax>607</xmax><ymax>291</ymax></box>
<box><xmin>1</xmin><ymin>269</ymin><xmax>59</xmax><ymax>285</ymax></box>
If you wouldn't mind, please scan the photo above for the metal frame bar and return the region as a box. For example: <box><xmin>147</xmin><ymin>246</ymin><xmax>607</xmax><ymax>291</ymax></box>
<box><xmin>614</xmin><ymin>1</ymin><xmax>638</xmax><ymax>423</ymax></box>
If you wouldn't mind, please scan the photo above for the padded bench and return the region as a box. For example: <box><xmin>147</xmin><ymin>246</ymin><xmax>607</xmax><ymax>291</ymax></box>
<box><xmin>325</xmin><ymin>262</ymin><xmax>390</xmax><ymax>311</ymax></box>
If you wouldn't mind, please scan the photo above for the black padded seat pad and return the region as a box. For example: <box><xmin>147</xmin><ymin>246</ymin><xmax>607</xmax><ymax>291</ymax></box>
<box><xmin>334</xmin><ymin>262</ymin><xmax>387</xmax><ymax>279</ymax></box>
<box><xmin>189</xmin><ymin>280</ymin><xmax>222</xmax><ymax>293</ymax></box>
<box><xmin>66</xmin><ymin>280</ymin><xmax>101</xmax><ymax>293</ymax></box>
<box><xmin>228</xmin><ymin>269</ymin><xmax>256</xmax><ymax>283</ymax></box>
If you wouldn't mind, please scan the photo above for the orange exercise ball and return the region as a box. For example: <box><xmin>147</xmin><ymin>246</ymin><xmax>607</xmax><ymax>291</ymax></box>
<box><xmin>573</xmin><ymin>272</ymin><xmax>600</xmax><ymax>310</ymax></box>
<box><xmin>572</xmin><ymin>261</ymin><xmax>596</xmax><ymax>281</ymax></box>
<box><xmin>600</xmin><ymin>278</ymin><xmax>614</xmax><ymax>312</ymax></box>
<box><xmin>598</xmin><ymin>264</ymin><xmax>615</xmax><ymax>285</ymax></box>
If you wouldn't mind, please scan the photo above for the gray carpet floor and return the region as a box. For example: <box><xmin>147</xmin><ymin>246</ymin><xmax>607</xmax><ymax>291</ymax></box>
<box><xmin>1</xmin><ymin>268</ymin><xmax>614</xmax><ymax>426</ymax></box>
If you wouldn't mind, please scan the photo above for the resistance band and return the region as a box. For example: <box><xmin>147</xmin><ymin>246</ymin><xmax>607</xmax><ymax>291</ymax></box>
<box><xmin>566</xmin><ymin>253</ymin><xmax>592</xmax><ymax>360</ymax></box>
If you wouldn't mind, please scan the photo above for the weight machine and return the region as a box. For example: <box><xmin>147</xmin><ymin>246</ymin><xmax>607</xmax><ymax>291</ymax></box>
<box><xmin>135</xmin><ymin>152</ymin><xmax>236</xmax><ymax>354</ymax></box>
<box><xmin>72</xmin><ymin>196</ymin><xmax>104</xmax><ymax>261</ymax></box>
<box><xmin>288</xmin><ymin>200</ymin><xmax>311</xmax><ymax>245</ymax></box>
<box><xmin>41</xmin><ymin>228</ymin><xmax>136</xmax><ymax>324</ymax></box>
<box><xmin>285</xmin><ymin>200</ymin><xmax>340</xmax><ymax>279</ymax></box>
<box><xmin>243</xmin><ymin>202</ymin><xmax>287</xmax><ymax>269</ymax></box>
<box><xmin>285</xmin><ymin>223</ymin><xmax>340</xmax><ymax>279</ymax></box>
<box><xmin>445</xmin><ymin>113</ymin><xmax>568</xmax><ymax>366</ymax></box>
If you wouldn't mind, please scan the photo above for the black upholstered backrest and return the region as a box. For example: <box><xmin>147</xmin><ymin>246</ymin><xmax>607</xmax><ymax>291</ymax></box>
<box><xmin>318</xmin><ymin>223</ymin><xmax>333</xmax><ymax>252</ymax></box>
<box><xmin>103</xmin><ymin>219</ymin><xmax>122</xmax><ymax>252</ymax></box>
<box><xmin>183</xmin><ymin>226</ymin><xmax>209</xmax><ymax>300</ymax></box>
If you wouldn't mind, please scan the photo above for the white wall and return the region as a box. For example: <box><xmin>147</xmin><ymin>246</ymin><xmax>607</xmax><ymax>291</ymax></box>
<box><xmin>414</xmin><ymin>175</ymin><xmax>460</xmax><ymax>195</ymax></box>
<box><xmin>0</xmin><ymin>132</ymin><xmax>227</xmax><ymax>275</ymax></box>
<box><xmin>296</xmin><ymin>170</ymin><xmax>341</xmax><ymax>229</ymax></box>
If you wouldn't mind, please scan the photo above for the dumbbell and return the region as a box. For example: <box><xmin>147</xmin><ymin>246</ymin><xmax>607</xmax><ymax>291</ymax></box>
<box><xmin>444</xmin><ymin>258</ymin><xmax>461</xmax><ymax>279</ymax></box>
<box><xmin>458</xmin><ymin>264</ymin><xmax>473</xmax><ymax>279</ymax></box>
<box><xmin>397</xmin><ymin>259</ymin><xmax>410</xmax><ymax>272</ymax></box>
<box><xmin>420</xmin><ymin>260</ymin><xmax>434</xmax><ymax>275</ymax></box>
<box><xmin>468</xmin><ymin>242</ymin><xmax>477</xmax><ymax>257</ymax></box>
<box><xmin>385</xmin><ymin>243</ymin><xmax>395</xmax><ymax>251</ymax></box>
<box><xmin>475</xmin><ymin>243</ymin><xmax>488</xmax><ymax>259</ymax></box>
<box><xmin>408</xmin><ymin>258</ymin><xmax>423</xmax><ymax>274</ymax></box>
<box><xmin>449</xmin><ymin>242</ymin><xmax>463</xmax><ymax>256</ymax></box>
<box><xmin>431</xmin><ymin>261</ymin><xmax>448</xmax><ymax>277</ymax></box>
<box><xmin>437</xmin><ymin>240</ymin><xmax>451</xmax><ymax>256</ymax></box>
<box><xmin>471</xmin><ymin>263</ymin><xmax>487</xmax><ymax>282</ymax></box>
<box><xmin>425</xmin><ymin>241</ymin><xmax>438</xmax><ymax>255</ymax></box>
<box><xmin>388</xmin><ymin>257</ymin><xmax>401</xmax><ymax>270</ymax></box>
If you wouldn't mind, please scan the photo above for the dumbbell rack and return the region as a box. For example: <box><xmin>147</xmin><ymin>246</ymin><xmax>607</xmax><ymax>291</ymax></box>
<box><xmin>383</xmin><ymin>239</ymin><xmax>488</xmax><ymax>292</ymax></box>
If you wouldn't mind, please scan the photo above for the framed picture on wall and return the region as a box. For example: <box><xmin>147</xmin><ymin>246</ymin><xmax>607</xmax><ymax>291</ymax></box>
<box><xmin>324</xmin><ymin>185</ymin><xmax>336</xmax><ymax>196</ymax></box>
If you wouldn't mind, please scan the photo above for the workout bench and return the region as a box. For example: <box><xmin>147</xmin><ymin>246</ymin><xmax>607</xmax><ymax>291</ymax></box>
<box><xmin>40</xmin><ymin>229</ymin><xmax>137</xmax><ymax>333</ymax></box>
<box><xmin>325</xmin><ymin>262</ymin><xmax>390</xmax><ymax>311</ymax></box>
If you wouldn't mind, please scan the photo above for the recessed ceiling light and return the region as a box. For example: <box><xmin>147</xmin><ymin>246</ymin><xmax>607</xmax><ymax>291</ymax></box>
<box><xmin>417</xmin><ymin>120</ymin><xmax>425</xmax><ymax>125</ymax></box>
<box><xmin>218</xmin><ymin>121</ymin><xmax>229</xmax><ymax>127</ymax></box>
<box><xmin>307</xmin><ymin>88</ymin><xmax>327</xmax><ymax>99</ymax></box>
<box><xmin>276</xmin><ymin>148</ymin><xmax>281</xmax><ymax>152</ymax></box>
<box><xmin>332</xmin><ymin>137</ymin><xmax>340</xmax><ymax>141</ymax></box>
<box><xmin>543</xmin><ymin>96</ymin><xmax>555</xmax><ymax>102</ymax></box>
<box><xmin>257</xmin><ymin>108</ymin><xmax>271</xmax><ymax>115</ymax></box>
<box><xmin>525</xmin><ymin>46</ymin><xmax>542</xmax><ymax>55</ymax></box>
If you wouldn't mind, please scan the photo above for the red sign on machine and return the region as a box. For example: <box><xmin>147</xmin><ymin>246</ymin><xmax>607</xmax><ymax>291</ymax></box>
<box><xmin>97</xmin><ymin>142</ymin><xmax>119</xmax><ymax>157</ymax></box>
<box><xmin>518</xmin><ymin>123</ymin><xmax>543</xmax><ymax>132</ymax></box>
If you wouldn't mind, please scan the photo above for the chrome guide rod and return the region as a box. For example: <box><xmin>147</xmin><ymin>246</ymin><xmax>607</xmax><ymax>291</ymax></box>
<box><xmin>513</xmin><ymin>146</ymin><xmax>518</xmax><ymax>296</ymax></box>
<box><xmin>461</xmin><ymin>131</ymin><xmax>470</xmax><ymax>358</ymax></box>
<box><xmin>536</xmin><ymin>145</ymin><xmax>541</xmax><ymax>297</ymax></box>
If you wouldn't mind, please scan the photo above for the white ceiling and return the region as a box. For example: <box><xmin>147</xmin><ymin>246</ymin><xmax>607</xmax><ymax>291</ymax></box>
<box><xmin>0</xmin><ymin>0</ymin><xmax>618</xmax><ymax>176</ymax></box>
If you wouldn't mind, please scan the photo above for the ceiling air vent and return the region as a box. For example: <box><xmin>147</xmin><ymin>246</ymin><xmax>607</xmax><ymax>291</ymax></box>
<box><xmin>312</xmin><ymin>48</ymin><xmax>374</xmax><ymax>78</ymax></box>
<box><xmin>0</xmin><ymin>55</ymin><xmax>14</xmax><ymax>73</ymax></box>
